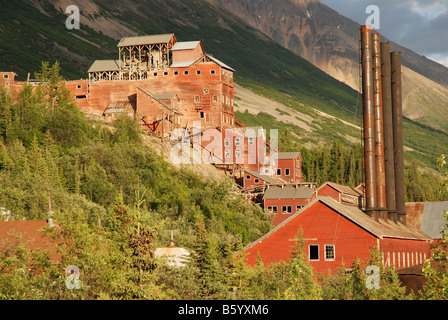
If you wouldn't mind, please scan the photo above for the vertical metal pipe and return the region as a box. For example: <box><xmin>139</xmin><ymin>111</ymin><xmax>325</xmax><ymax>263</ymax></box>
<box><xmin>372</xmin><ymin>33</ymin><xmax>387</xmax><ymax>221</ymax></box>
<box><xmin>380</xmin><ymin>42</ymin><xmax>397</xmax><ymax>223</ymax></box>
<box><xmin>360</xmin><ymin>26</ymin><xmax>378</xmax><ymax>220</ymax></box>
<box><xmin>391</xmin><ymin>52</ymin><xmax>406</xmax><ymax>225</ymax></box>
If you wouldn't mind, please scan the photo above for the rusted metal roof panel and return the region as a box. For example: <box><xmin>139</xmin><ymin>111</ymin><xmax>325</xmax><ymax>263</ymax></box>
<box><xmin>103</xmin><ymin>100</ymin><xmax>136</xmax><ymax>114</ymax></box>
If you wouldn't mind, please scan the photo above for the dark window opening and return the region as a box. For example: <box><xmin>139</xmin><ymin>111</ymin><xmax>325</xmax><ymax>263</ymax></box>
<box><xmin>309</xmin><ymin>245</ymin><xmax>319</xmax><ymax>260</ymax></box>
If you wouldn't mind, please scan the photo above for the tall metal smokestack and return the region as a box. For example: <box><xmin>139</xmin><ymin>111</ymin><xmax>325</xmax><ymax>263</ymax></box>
<box><xmin>391</xmin><ymin>52</ymin><xmax>406</xmax><ymax>225</ymax></box>
<box><xmin>360</xmin><ymin>26</ymin><xmax>378</xmax><ymax>220</ymax></box>
<box><xmin>380</xmin><ymin>42</ymin><xmax>397</xmax><ymax>223</ymax></box>
<box><xmin>372</xmin><ymin>33</ymin><xmax>387</xmax><ymax>221</ymax></box>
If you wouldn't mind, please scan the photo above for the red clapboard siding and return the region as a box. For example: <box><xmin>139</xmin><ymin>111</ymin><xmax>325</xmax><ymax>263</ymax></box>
<box><xmin>244</xmin><ymin>200</ymin><xmax>377</xmax><ymax>274</ymax></box>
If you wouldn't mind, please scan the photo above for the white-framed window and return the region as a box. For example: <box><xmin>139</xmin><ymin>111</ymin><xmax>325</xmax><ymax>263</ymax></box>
<box><xmin>267</xmin><ymin>206</ymin><xmax>278</xmax><ymax>213</ymax></box>
<box><xmin>235</xmin><ymin>149</ymin><xmax>241</xmax><ymax>157</ymax></box>
<box><xmin>164</xmin><ymin>71</ymin><xmax>168</xmax><ymax>76</ymax></box>
<box><xmin>281</xmin><ymin>205</ymin><xmax>292</xmax><ymax>214</ymax></box>
<box><xmin>235</xmin><ymin>138</ymin><xmax>241</xmax><ymax>146</ymax></box>
<box><xmin>285</xmin><ymin>168</ymin><xmax>290</xmax><ymax>176</ymax></box>
<box><xmin>174</xmin><ymin>71</ymin><xmax>179</xmax><ymax>76</ymax></box>
<box><xmin>203</xmin><ymin>88</ymin><xmax>209</xmax><ymax>94</ymax></box>
<box><xmin>325</xmin><ymin>244</ymin><xmax>335</xmax><ymax>261</ymax></box>
<box><xmin>77</xmin><ymin>84</ymin><xmax>82</xmax><ymax>89</ymax></box>
<box><xmin>153</xmin><ymin>72</ymin><xmax>158</xmax><ymax>76</ymax></box>
<box><xmin>224</xmin><ymin>138</ymin><xmax>230</xmax><ymax>146</ymax></box>
<box><xmin>196</xmin><ymin>70</ymin><xmax>201</xmax><ymax>75</ymax></box>
<box><xmin>200</xmin><ymin>111</ymin><xmax>205</xmax><ymax>119</ymax></box>
<box><xmin>296</xmin><ymin>205</ymin><xmax>303</xmax><ymax>212</ymax></box>
<box><xmin>309</xmin><ymin>244</ymin><xmax>319</xmax><ymax>261</ymax></box>
<box><xmin>211</xmin><ymin>69</ymin><xmax>216</xmax><ymax>75</ymax></box>
<box><xmin>213</xmin><ymin>95</ymin><xmax>218</xmax><ymax>103</ymax></box>
<box><xmin>254</xmin><ymin>178</ymin><xmax>259</xmax><ymax>183</ymax></box>
<box><xmin>277</xmin><ymin>168</ymin><xmax>282</xmax><ymax>175</ymax></box>
<box><xmin>246</xmin><ymin>175</ymin><xmax>251</xmax><ymax>180</ymax></box>
<box><xmin>184</xmin><ymin>70</ymin><xmax>189</xmax><ymax>75</ymax></box>
<box><xmin>225</xmin><ymin>149</ymin><xmax>230</xmax><ymax>158</ymax></box>
<box><xmin>194</xmin><ymin>96</ymin><xmax>200</xmax><ymax>103</ymax></box>
<box><xmin>248</xmin><ymin>137</ymin><xmax>255</xmax><ymax>145</ymax></box>
<box><xmin>3</xmin><ymin>74</ymin><xmax>9</xmax><ymax>79</ymax></box>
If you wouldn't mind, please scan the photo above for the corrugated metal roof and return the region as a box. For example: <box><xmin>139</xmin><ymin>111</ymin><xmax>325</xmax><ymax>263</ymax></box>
<box><xmin>420</xmin><ymin>201</ymin><xmax>448</xmax><ymax>239</ymax></box>
<box><xmin>117</xmin><ymin>33</ymin><xmax>175</xmax><ymax>47</ymax></box>
<box><xmin>172</xmin><ymin>41</ymin><xmax>201</xmax><ymax>51</ymax></box>
<box><xmin>245</xmin><ymin>169</ymin><xmax>279</xmax><ymax>185</ymax></box>
<box><xmin>88</xmin><ymin>60</ymin><xmax>121</xmax><ymax>73</ymax></box>
<box><xmin>263</xmin><ymin>185</ymin><xmax>315</xmax><ymax>200</ymax></box>
<box><xmin>103</xmin><ymin>100</ymin><xmax>136</xmax><ymax>114</ymax></box>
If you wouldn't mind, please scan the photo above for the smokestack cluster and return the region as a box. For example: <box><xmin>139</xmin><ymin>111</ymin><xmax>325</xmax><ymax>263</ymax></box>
<box><xmin>360</xmin><ymin>26</ymin><xmax>406</xmax><ymax>225</ymax></box>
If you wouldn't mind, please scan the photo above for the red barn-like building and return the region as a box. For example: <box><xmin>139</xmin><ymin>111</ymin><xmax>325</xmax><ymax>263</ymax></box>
<box><xmin>316</xmin><ymin>181</ymin><xmax>364</xmax><ymax>208</ymax></box>
<box><xmin>244</xmin><ymin>196</ymin><xmax>431</xmax><ymax>274</ymax></box>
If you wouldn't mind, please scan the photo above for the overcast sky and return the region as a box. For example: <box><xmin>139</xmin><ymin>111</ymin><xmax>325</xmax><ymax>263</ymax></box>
<box><xmin>320</xmin><ymin>0</ymin><xmax>448</xmax><ymax>67</ymax></box>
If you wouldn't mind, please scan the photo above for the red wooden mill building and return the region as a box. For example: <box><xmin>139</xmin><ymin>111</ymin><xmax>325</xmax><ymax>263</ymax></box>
<box><xmin>86</xmin><ymin>33</ymin><xmax>236</xmax><ymax>133</ymax></box>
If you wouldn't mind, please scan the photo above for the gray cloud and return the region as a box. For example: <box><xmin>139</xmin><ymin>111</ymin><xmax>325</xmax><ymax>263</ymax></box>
<box><xmin>320</xmin><ymin>0</ymin><xmax>448</xmax><ymax>66</ymax></box>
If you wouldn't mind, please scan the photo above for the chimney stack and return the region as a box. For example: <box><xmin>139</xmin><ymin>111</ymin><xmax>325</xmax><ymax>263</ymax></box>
<box><xmin>360</xmin><ymin>25</ymin><xmax>378</xmax><ymax>220</ymax></box>
<box><xmin>391</xmin><ymin>52</ymin><xmax>406</xmax><ymax>225</ymax></box>
<box><xmin>360</xmin><ymin>26</ymin><xmax>406</xmax><ymax>225</ymax></box>
<box><xmin>372</xmin><ymin>32</ymin><xmax>388</xmax><ymax>221</ymax></box>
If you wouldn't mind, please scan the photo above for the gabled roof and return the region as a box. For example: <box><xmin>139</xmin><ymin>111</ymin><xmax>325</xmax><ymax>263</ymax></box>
<box><xmin>245</xmin><ymin>169</ymin><xmax>279</xmax><ymax>185</ymax></box>
<box><xmin>263</xmin><ymin>185</ymin><xmax>315</xmax><ymax>200</ymax></box>
<box><xmin>172</xmin><ymin>41</ymin><xmax>202</xmax><ymax>51</ymax></box>
<box><xmin>244</xmin><ymin>196</ymin><xmax>431</xmax><ymax>252</ymax></box>
<box><xmin>117</xmin><ymin>33</ymin><xmax>176</xmax><ymax>47</ymax></box>
<box><xmin>205</xmin><ymin>54</ymin><xmax>235</xmax><ymax>71</ymax></box>
<box><xmin>318</xmin><ymin>181</ymin><xmax>364</xmax><ymax>197</ymax></box>
<box><xmin>137</xmin><ymin>87</ymin><xmax>182</xmax><ymax>115</ymax></box>
<box><xmin>88</xmin><ymin>60</ymin><xmax>122</xmax><ymax>73</ymax></box>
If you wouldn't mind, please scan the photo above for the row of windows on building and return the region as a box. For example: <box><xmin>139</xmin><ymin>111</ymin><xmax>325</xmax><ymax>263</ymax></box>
<box><xmin>153</xmin><ymin>69</ymin><xmax>217</xmax><ymax>77</ymax></box>
<box><xmin>266</xmin><ymin>205</ymin><xmax>303</xmax><ymax>214</ymax></box>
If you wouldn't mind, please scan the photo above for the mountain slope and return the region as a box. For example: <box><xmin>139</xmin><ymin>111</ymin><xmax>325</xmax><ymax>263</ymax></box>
<box><xmin>2</xmin><ymin>0</ymin><xmax>448</xmax><ymax>170</ymax></box>
<box><xmin>210</xmin><ymin>0</ymin><xmax>448</xmax><ymax>133</ymax></box>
